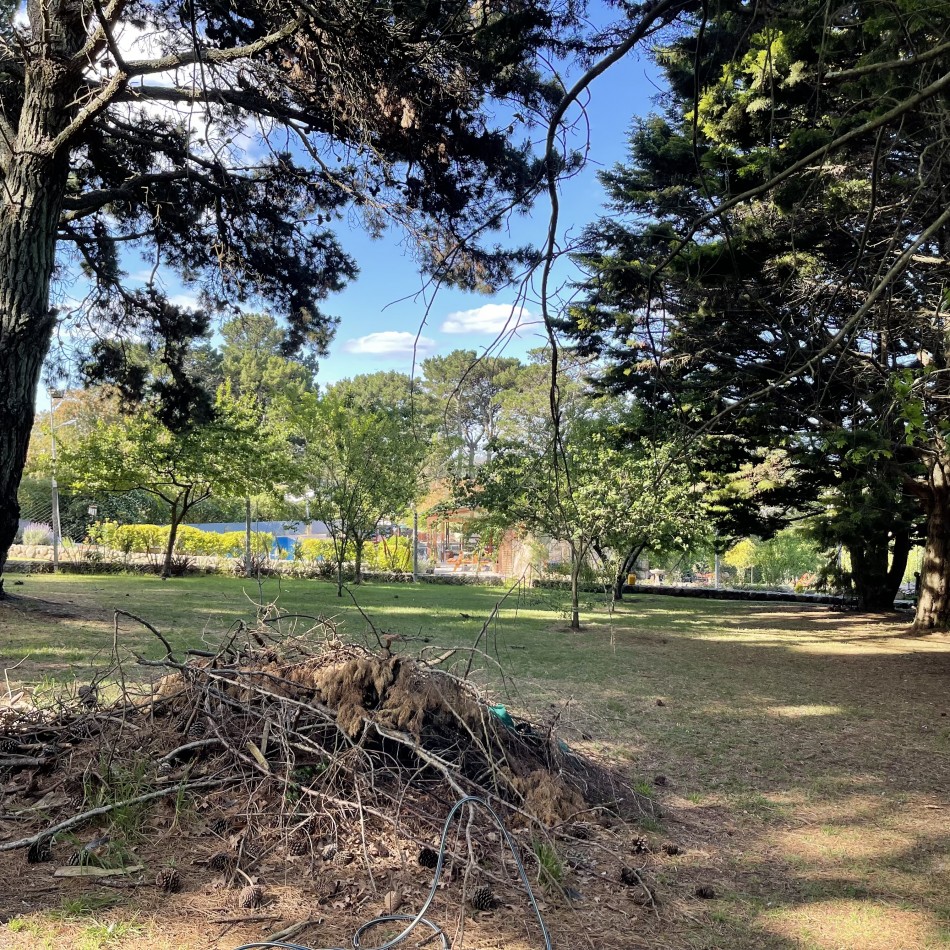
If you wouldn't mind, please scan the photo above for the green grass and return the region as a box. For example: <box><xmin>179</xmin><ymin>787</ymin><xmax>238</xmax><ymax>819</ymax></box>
<box><xmin>2</xmin><ymin>573</ymin><xmax>949</xmax><ymax>950</ymax></box>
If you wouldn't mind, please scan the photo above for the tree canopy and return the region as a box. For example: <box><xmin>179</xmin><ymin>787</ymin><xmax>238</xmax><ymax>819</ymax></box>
<box><xmin>563</xmin><ymin>0</ymin><xmax>950</xmax><ymax>624</ymax></box>
<box><xmin>0</xmin><ymin>0</ymin><xmax>573</xmax><ymax>589</ymax></box>
<box><xmin>62</xmin><ymin>385</ymin><xmax>280</xmax><ymax>576</ymax></box>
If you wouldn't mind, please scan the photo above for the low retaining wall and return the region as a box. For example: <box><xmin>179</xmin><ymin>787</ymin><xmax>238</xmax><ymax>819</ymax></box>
<box><xmin>622</xmin><ymin>582</ymin><xmax>913</xmax><ymax>610</ymax></box>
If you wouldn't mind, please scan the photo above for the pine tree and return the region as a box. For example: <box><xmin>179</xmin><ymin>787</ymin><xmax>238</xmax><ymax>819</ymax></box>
<box><xmin>565</xmin><ymin>0</ymin><xmax>949</xmax><ymax>621</ymax></box>
<box><xmin>0</xmin><ymin>0</ymin><xmax>570</xmax><ymax>590</ymax></box>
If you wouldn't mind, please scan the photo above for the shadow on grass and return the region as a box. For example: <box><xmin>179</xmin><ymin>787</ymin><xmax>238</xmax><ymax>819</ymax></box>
<box><xmin>1</xmin><ymin>579</ymin><xmax>949</xmax><ymax>949</ymax></box>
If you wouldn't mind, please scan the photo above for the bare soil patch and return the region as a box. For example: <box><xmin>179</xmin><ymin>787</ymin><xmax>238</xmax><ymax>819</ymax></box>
<box><xmin>0</xmin><ymin>619</ymin><xmax>662</xmax><ymax>950</ymax></box>
<box><xmin>1</xmin><ymin>584</ymin><xmax>948</xmax><ymax>949</ymax></box>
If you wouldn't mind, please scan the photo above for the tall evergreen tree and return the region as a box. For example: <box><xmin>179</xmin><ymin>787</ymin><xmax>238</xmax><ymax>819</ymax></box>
<box><xmin>564</xmin><ymin>0</ymin><xmax>949</xmax><ymax>623</ymax></box>
<box><xmin>0</xmin><ymin>0</ymin><xmax>572</xmax><ymax>592</ymax></box>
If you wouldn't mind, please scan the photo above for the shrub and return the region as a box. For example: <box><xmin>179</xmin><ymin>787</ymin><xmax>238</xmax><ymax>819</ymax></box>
<box><xmin>364</xmin><ymin>536</ymin><xmax>412</xmax><ymax>572</ymax></box>
<box><xmin>172</xmin><ymin>525</ymin><xmax>214</xmax><ymax>556</ymax></box>
<box><xmin>22</xmin><ymin>523</ymin><xmax>53</xmax><ymax>545</ymax></box>
<box><xmin>114</xmin><ymin>524</ymin><xmax>166</xmax><ymax>554</ymax></box>
<box><xmin>216</xmin><ymin>530</ymin><xmax>273</xmax><ymax>557</ymax></box>
<box><xmin>298</xmin><ymin>538</ymin><xmax>347</xmax><ymax>562</ymax></box>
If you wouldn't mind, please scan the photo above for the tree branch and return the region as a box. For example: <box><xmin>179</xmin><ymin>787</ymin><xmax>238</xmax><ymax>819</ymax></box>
<box><xmin>121</xmin><ymin>17</ymin><xmax>304</xmax><ymax>77</ymax></box>
<box><xmin>826</xmin><ymin>40</ymin><xmax>950</xmax><ymax>80</ymax></box>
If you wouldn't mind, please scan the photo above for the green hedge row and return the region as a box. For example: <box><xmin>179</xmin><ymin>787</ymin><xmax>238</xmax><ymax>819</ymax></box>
<box><xmin>90</xmin><ymin>522</ymin><xmax>413</xmax><ymax>569</ymax></box>
<box><xmin>92</xmin><ymin>522</ymin><xmax>274</xmax><ymax>557</ymax></box>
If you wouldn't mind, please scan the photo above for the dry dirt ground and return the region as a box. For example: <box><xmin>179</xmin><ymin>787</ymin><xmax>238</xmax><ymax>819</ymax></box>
<box><xmin>0</xmin><ymin>588</ymin><xmax>948</xmax><ymax>950</ymax></box>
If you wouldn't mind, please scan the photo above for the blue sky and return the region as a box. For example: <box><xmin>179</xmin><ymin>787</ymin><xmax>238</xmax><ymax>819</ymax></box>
<box><xmin>45</xmin><ymin>18</ymin><xmax>664</xmax><ymax>399</ymax></box>
<box><xmin>318</xmin><ymin>47</ymin><xmax>662</xmax><ymax>382</ymax></box>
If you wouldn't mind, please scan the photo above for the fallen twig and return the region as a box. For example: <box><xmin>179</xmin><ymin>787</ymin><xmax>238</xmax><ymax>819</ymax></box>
<box><xmin>0</xmin><ymin>778</ymin><xmax>229</xmax><ymax>852</ymax></box>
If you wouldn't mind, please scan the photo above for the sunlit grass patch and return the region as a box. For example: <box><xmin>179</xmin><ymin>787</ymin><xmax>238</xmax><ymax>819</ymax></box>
<box><xmin>766</xmin><ymin>704</ymin><xmax>846</xmax><ymax>718</ymax></box>
<box><xmin>763</xmin><ymin>899</ymin><xmax>947</xmax><ymax>950</ymax></box>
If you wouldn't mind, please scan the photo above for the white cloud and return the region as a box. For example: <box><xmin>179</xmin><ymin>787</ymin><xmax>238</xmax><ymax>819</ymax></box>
<box><xmin>169</xmin><ymin>292</ymin><xmax>201</xmax><ymax>310</ymax></box>
<box><xmin>341</xmin><ymin>331</ymin><xmax>437</xmax><ymax>358</ymax></box>
<box><xmin>440</xmin><ymin>303</ymin><xmax>532</xmax><ymax>335</ymax></box>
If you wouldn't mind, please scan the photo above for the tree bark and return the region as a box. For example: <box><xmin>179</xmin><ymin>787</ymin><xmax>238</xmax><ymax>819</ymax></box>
<box><xmin>886</xmin><ymin>527</ymin><xmax>911</xmax><ymax>605</ymax></box>
<box><xmin>354</xmin><ymin>537</ymin><xmax>363</xmax><ymax>584</ymax></box>
<box><xmin>849</xmin><ymin>528</ymin><xmax>904</xmax><ymax>612</ymax></box>
<box><xmin>569</xmin><ymin>544</ymin><xmax>581</xmax><ymax>630</ymax></box>
<box><xmin>333</xmin><ymin>534</ymin><xmax>345</xmax><ymax>597</ymax></box>
<box><xmin>162</xmin><ymin>502</ymin><xmax>182</xmax><ymax>579</ymax></box>
<box><xmin>913</xmin><ymin>458</ymin><xmax>950</xmax><ymax>631</ymax></box>
<box><xmin>0</xmin><ymin>18</ymin><xmax>88</xmax><ymax>594</ymax></box>
<box><xmin>612</xmin><ymin>542</ymin><xmax>646</xmax><ymax>601</ymax></box>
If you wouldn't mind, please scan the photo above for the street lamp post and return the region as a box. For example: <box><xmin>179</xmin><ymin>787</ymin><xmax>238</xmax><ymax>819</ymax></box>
<box><xmin>48</xmin><ymin>390</ymin><xmax>77</xmax><ymax>572</ymax></box>
<box><xmin>49</xmin><ymin>390</ymin><xmax>63</xmax><ymax>571</ymax></box>
<box><xmin>412</xmin><ymin>506</ymin><xmax>419</xmax><ymax>581</ymax></box>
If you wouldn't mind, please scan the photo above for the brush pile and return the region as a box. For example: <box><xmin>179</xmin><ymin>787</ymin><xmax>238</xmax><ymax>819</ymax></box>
<box><xmin>0</xmin><ymin>617</ymin><xmax>650</xmax><ymax>881</ymax></box>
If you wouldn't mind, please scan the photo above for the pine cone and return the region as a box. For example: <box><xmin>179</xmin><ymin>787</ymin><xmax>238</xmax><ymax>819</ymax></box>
<box><xmin>77</xmin><ymin>685</ymin><xmax>98</xmax><ymax>708</ymax></box>
<box><xmin>187</xmin><ymin>719</ymin><xmax>207</xmax><ymax>741</ymax></box>
<box><xmin>208</xmin><ymin>851</ymin><xmax>233</xmax><ymax>872</ymax></box>
<box><xmin>332</xmin><ymin>849</ymin><xmax>354</xmax><ymax>866</ymax></box>
<box><xmin>156</xmin><ymin>759</ymin><xmax>173</xmax><ymax>777</ymax></box>
<box><xmin>0</xmin><ymin>736</ymin><xmax>18</xmax><ymax>753</ymax></box>
<box><xmin>209</xmin><ymin>817</ymin><xmax>232</xmax><ymax>836</ymax></box>
<box><xmin>470</xmin><ymin>885</ymin><xmax>495</xmax><ymax>911</ymax></box>
<box><xmin>68</xmin><ymin>850</ymin><xmax>85</xmax><ymax>866</ymax></box>
<box><xmin>63</xmin><ymin>779</ymin><xmax>85</xmax><ymax>809</ymax></box>
<box><xmin>620</xmin><ymin>866</ymin><xmax>641</xmax><ymax>887</ymax></box>
<box><xmin>156</xmin><ymin>867</ymin><xmax>181</xmax><ymax>892</ymax></box>
<box><xmin>239</xmin><ymin>884</ymin><xmax>264</xmax><ymax>909</ymax></box>
<box><xmin>695</xmin><ymin>884</ymin><xmax>716</xmax><ymax>899</ymax></box>
<box><xmin>631</xmin><ymin>836</ymin><xmax>650</xmax><ymax>854</ymax></box>
<box><xmin>289</xmin><ymin>836</ymin><xmax>309</xmax><ymax>857</ymax></box>
<box><xmin>417</xmin><ymin>846</ymin><xmax>439</xmax><ymax>870</ymax></box>
<box><xmin>661</xmin><ymin>842</ymin><xmax>682</xmax><ymax>856</ymax></box>
<box><xmin>320</xmin><ymin>843</ymin><xmax>338</xmax><ymax>861</ymax></box>
<box><xmin>27</xmin><ymin>839</ymin><xmax>51</xmax><ymax>864</ymax></box>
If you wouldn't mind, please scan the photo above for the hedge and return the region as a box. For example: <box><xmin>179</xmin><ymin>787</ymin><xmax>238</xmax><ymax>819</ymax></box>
<box><xmin>91</xmin><ymin>522</ymin><xmax>274</xmax><ymax>557</ymax></box>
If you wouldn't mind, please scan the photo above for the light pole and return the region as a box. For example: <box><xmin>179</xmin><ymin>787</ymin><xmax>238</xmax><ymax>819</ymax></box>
<box><xmin>48</xmin><ymin>390</ymin><xmax>77</xmax><ymax>571</ymax></box>
<box><xmin>304</xmin><ymin>489</ymin><xmax>314</xmax><ymax>529</ymax></box>
<box><xmin>49</xmin><ymin>390</ymin><xmax>63</xmax><ymax>570</ymax></box>
<box><xmin>412</xmin><ymin>506</ymin><xmax>419</xmax><ymax>581</ymax></box>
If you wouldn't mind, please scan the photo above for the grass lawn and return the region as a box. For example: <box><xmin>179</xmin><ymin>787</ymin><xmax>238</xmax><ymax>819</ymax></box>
<box><xmin>1</xmin><ymin>572</ymin><xmax>949</xmax><ymax>949</ymax></box>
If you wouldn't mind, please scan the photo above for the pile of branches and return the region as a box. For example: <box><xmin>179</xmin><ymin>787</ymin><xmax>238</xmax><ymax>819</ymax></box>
<box><xmin>0</xmin><ymin>614</ymin><xmax>651</xmax><ymax>874</ymax></box>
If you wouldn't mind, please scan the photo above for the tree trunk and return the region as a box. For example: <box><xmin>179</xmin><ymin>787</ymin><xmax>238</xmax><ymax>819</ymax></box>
<box><xmin>612</xmin><ymin>543</ymin><xmax>646</xmax><ymax>601</ymax></box>
<box><xmin>162</xmin><ymin>507</ymin><xmax>181</xmax><ymax>579</ymax></box>
<box><xmin>354</xmin><ymin>538</ymin><xmax>363</xmax><ymax>585</ymax></box>
<box><xmin>886</xmin><ymin>527</ymin><xmax>912</xmax><ymax>605</ymax></box>
<box><xmin>334</xmin><ymin>534</ymin><xmax>345</xmax><ymax>597</ymax></box>
<box><xmin>569</xmin><ymin>545</ymin><xmax>581</xmax><ymax>631</ymax></box>
<box><xmin>913</xmin><ymin>459</ymin><xmax>950</xmax><ymax>631</ymax></box>
<box><xmin>849</xmin><ymin>533</ymin><xmax>896</xmax><ymax>612</ymax></box>
<box><xmin>0</xmin><ymin>11</ymin><xmax>88</xmax><ymax>595</ymax></box>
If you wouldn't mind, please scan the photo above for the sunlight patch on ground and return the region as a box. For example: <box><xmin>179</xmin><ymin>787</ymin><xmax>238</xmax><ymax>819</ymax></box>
<box><xmin>777</xmin><ymin>826</ymin><xmax>915</xmax><ymax>864</ymax></box>
<box><xmin>793</xmin><ymin>640</ymin><xmax>950</xmax><ymax>658</ymax></box>
<box><xmin>766</xmin><ymin>704</ymin><xmax>846</xmax><ymax>718</ymax></box>
<box><xmin>762</xmin><ymin>900</ymin><xmax>946</xmax><ymax>950</ymax></box>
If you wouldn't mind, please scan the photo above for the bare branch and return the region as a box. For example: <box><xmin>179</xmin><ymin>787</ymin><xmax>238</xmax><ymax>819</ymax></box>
<box><xmin>826</xmin><ymin>40</ymin><xmax>950</xmax><ymax>80</ymax></box>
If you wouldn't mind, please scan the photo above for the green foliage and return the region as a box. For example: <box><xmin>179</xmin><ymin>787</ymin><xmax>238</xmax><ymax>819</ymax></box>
<box><xmin>724</xmin><ymin>530</ymin><xmax>820</xmax><ymax>587</ymax></box>
<box><xmin>298</xmin><ymin>537</ymin><xmax>347</xmax><ymax>562</ymax></box>
<box><xmin>364</xmin><ymin>536</ymin><xmax>413</xmax><ymax>572</ymax></box>
<box><xmin>220</xmin><ymin>312</ymin><xmax>317</xmax><ymax>406</ymax></box>
<box><xmin>297</xmin><ymin>535</ymin><xmax>412</xmax><ymax>571</ymax></box>
<box><xmin>92</xmin><ymin>522</ymin><xmax>273</xmax><ymax>558</ymax></box>
<box><xmin>420</xmin><ymin>349</ymin><xmax>522</xmax><ymax>476</ymax></box>
<box><xmin>531</xmin><ymin>838</ymin><xmax>566</xmax><ymax>893</ymax></box>
<box><xmin>62</xmin><ymin>385</ymin><xmax>287</xmax><ymax>574</ymax></box>
<box><xmin>289</xmin><ymin>387</ymin><xmax>425</xmax><ymax>590</ymax></box>
<box><xmin>565</xmin><ymin>0</ymin><xmax>945</xmax><ymax>614</ymax></box>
